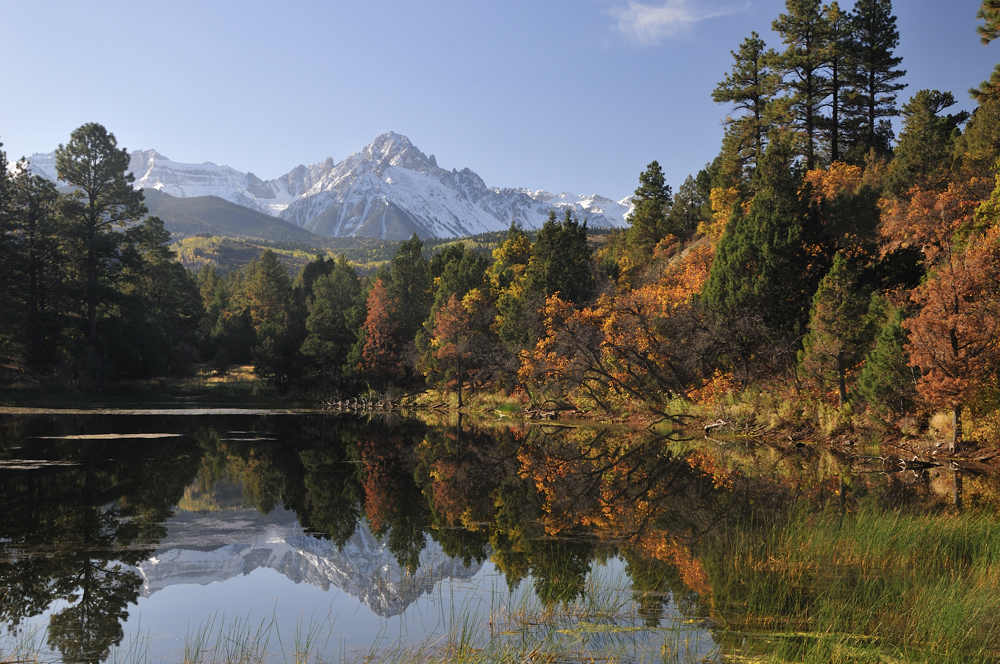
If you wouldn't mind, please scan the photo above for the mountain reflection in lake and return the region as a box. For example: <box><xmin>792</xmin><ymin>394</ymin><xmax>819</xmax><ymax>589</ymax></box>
<box><xmin>1</xmin><ymin>410</ymin><xmax>1000</xmax><ymax>663</ymax></box>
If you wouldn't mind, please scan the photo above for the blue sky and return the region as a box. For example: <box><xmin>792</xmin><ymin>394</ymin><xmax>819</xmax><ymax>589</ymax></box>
<box><xmin>1</xmin><ymin>0</ymin><xmax>996</xmax><ymax>200</ymax></box>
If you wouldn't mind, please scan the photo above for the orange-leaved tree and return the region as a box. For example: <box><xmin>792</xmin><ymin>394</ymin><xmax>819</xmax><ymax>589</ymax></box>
<box><xmin>426</xmin><ymin>294</ymin><xmax>474</xmax><ymax>407</ymax></box>
<box><xmin>519</xmin><ymin>240</ymin><xmax>716</xmax><ymax>417</ymax></box>
<box><xmin>903</xmin><ymin>192</ymin><xmax>1000</xmax><ymax>450</ymax></box>
<box><xmin>358</xmin><ymin>277</ymin><xmax>403</xmax><ymax>388</ymax></box>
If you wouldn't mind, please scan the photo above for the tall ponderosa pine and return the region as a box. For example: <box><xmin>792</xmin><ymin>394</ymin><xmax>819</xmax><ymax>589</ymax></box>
<box><xmin>7</xmin><ymin>163</ymin><xmax>64</xmax><ymax>367</ymax></box>
<box><xmin>973</xmin><ymin>0</ymin><xmax>1000</xmax><ymax>99</ymax></box>
<box><xmin>773</xmin><ymin>0</ymin><xmax>831</xmax><ymax>169</ymax></box>
<box><xmin>113</xmin><ymin>216</ymin><xmax>203</xmax><ymax>377</ymax></box>
<box><xmin>712</xmin><ymin>32</ymin><xmax>782</xmax><ymax>176</ymax></box>
<box><xmin>843</xmin><ymin>0</ymin><xmax>906</xmax><ymax>160</ymax></box>
<box><xmin>56</xmin><ymin>123</ymin><xmax>147</xmax><ymax>344</ymax></box>
<box><xmin>0</xmin><ymin>142</ymin><xmax>12</xmax><ymax>365</ymax></box>
<box><xmin>823</xmin><ymin>2</ymin><xmax>851</xmax><ymax>163</ymax></box>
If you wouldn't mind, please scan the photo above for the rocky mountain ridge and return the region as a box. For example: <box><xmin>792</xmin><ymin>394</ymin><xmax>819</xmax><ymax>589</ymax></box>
<box><xmin>23</xmin><ymin>132</ymin><xmax>632</xmax><ymax>240</ymax></box>
<box><xmin>133</xmin><ymin>506</ymin><xmax>482</xmax><ymax>618</ymax></box>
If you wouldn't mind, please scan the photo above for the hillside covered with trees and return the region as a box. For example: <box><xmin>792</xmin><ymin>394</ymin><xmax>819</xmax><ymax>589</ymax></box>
<box><xmin>2</xmin><ymin>0</ymin><xmax>1000</xmax><ymax>451</ymax></box>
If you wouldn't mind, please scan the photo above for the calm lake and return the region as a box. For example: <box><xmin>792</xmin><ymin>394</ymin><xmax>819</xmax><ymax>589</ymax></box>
<box><xmin>1</xmin><ymin>406</ymin><xmax>999</xmax><ymax>663</ymax></box>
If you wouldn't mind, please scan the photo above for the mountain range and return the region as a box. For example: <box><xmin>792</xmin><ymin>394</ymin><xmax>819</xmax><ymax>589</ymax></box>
<box><xmin>24</xmin><ymin>132</ymin><xmax>632</xmax><ymax>240</ymax></box>
<box><xmin>134</xmin><ymin>505</ymin><xmax>482</xmax><ymax>618</ymax></box>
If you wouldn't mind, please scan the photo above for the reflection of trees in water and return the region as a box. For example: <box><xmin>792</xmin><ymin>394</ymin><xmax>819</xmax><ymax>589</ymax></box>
<box><xmin>192</xmin><ymin>414</ymin><xmax>433</xmax><ymax>573</ymax></box>
<box><xmin>0</xmin><ymin>415</ymin><xmax>202</xmax><ymax>663</ymax></box>
<box><xmin>8</xmin><ymin>411</ymin><xmax>981</xmax><ymax>659</ymax></box>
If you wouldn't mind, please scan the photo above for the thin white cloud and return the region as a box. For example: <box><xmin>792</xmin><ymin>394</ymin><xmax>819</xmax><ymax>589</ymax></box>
<box><xmin>610</xmin><ymin>0</ymin><xmax>747</xmax><ymax>46</ymax></box>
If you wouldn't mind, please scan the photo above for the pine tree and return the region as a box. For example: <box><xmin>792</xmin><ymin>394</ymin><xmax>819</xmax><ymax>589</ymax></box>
<box><xmin>624</xmin><ymin>161</ymin><xmax>672</xmax><ymax>266</ymax></box>
<box><xmin>238</xmin><ymin>250</ymin><xmax>292</xmax><ymax>331</ymax></box>
<box><xmin>523</xmin><ymin>210</ymin><xmax>595</xmax><ymax>306</ymax></box>
<box><xmin>232</xmin><ymin>250</ymin><xmax>298</xmax><ymax>386</ymax></box>
<box><xmin>664</xmin><ymin>174</ymin><xmax>708</xmax><ymax>240</ymax></box>
<box><xmin>113</xmin><ymin>216</ymin><xmax>203</xmax><ymax>377</ymax></box>
<box><xmin>798</xmin><ymin>252</ymin><xmax>872</xmax><ymax>405</ymax></box>
<box><xmin>952</xmin><ymin>95</ymin><xmax>1000</xmax><ymax>179</ymax></box>
<box><xmin>824</xmin><ymin>2</ymin><xmax>851</xmax><ymax>163</ymax></box>
<box><xmin>386</xmin><ymin>233</ymin><xmax>432</xmax><ymax>346</ymax></box>
<box><xmin>5</xmin><ymin>161</ymin><xmax>66</xmax><ymax>367</ymax></box>
<box><xmin>300</xmin><ymin>256</ymin><xmax>363</xmax><ymax>388</ymax></box>
<box><xmin>973</xmin><ymin>0</ymin><xmax>1000</xmax><ymax>99</ymax></box>
<box><xmin>773</xmin><ymin>0</ymin><xmax>831</xmax><ymax>169</ymax></box>
<box><xmin>0</xmin><ymin>141</ymin><xmax>13</xmax><ymax>366</ymax></box>
<box><xmin>704</xmin><ymin>137</ymin><xmax>813</xmax><ymax>334</ymax></box>
<box><xmin>712</xmin><ymin>32</ymin><xmax>782</xmax><ymax>176</ymax></box>
<box><xmin>843</xmin><ymin>0</ymin><xmax>906</xmax><ymax>160</ymax></box>
<box><xmin>885</xmin><ymin>90</ymin><xmax>968</xmax><ymax>197</ymax></box>
<box><xmin>55</xmin><ymin>123</ymin><xmax>147</xmax><ymax>344</ymax></box>
<box><xmin>855</xmin><ymin>297</ymin><xmax>919</xmax><ymax>419</ymax></box>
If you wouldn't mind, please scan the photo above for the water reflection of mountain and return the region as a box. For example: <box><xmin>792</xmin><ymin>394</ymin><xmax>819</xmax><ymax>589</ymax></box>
<box><xmin>136</xmin><ymin>505</ymin><xmax>482</xmax><ymax>617</ymax></box>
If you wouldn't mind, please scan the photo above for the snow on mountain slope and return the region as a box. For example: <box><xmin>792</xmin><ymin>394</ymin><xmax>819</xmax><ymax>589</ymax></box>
<box><xmin>23</xmin><ymin>132</ymin><xmax>633</xmax><ymax>240</ymax></box>
<box><xmin>133</xmin><ymin>507</ymin><xmax>481</xmax><ymax>618</ymax></box>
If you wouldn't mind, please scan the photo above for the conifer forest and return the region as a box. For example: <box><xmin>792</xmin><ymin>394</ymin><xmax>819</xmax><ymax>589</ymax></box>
<box><xmin>3</xmin><ymin>0</ymin><xmax>1000</xmax><ymax>453</ymax></box>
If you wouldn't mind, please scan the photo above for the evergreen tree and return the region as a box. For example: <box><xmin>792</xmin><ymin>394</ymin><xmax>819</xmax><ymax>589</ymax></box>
<box><xmin>664</xmin><ymin>174</ymin><xmax>708</xmax><ymax>240</ymax></box>
<box><xmin>523</xmin><ymin>209</ymin><xmax>595</xmax><ymax>306</ymax></box>
<box><xmin>55</xmin><ymin>123</ymin><xmax>147</xmax><ymax>344</ymax></box>
<box><xmin>3</xmin><ymin>160</ymin><xmax>65</xmax><ymax>368</ymax></box>
<box><xmin>823</xmin><ymin>2</ymin><xmax>851</xmax><ymax>163</ymax></box>
<box><xmin>0</xmin><ymin>141</ymin><xmax>13</xmax><ymax>367</ymax></box>
<box><xmin>238</xmin><ymin>250</ymin><xmax>292</xmax><ymax>331</ymax></box>
<box><xmin>300</xmin><ymin>256</ymin><xmax>363</xmax><ymax>388</ymax></box>
<box><xmin>624</xmin><ymin>161</ymin><xmax>672</xmax><ymax>266</ymax></box>
<box><xmin>973</xmin><ymin>0</ymin><xmax>1000</xmax><ymax>100</ymax></box>
<box><xmin>855</xmin><ymin>298</ymin><xmax>918</xmax><ymax>420</ymax></box>
<box><xmin>842</xmin><ymin>0</ymin><xmax>906</xmax><ymax>161</ymax></box>
<box><xmin>885</xmin><ymin>90</ymin><xmax>969</xmax><ymax>197</ymax></box>
<box><xmin>953</xmin><ymin>94</ymin><xmax>1000</xmax><ymax>179</ymax></box>
<box><xmin>235</xmin><ymin>250</ymin><xmax>297</xmax><ymax>386</ymax></box>
<box><xmin>798</xmin><ymin>252</ymin><xmax>873</xmax><ymax>405</ymax></box>
<box><xmin>111</xmin><ymin>216</ymin><xmax>203</xmax><ymax>377</ymax></box>
<box><xmin>712</xmin><ymin>32</ymin><xmax>782</xmax><ymax>176</ymax></box>
<box><xmin>704</xmin><ymin>137</ymin><xmax>813</xmax><ymax>335</ymax></box>
<box><xmin>386</xmin><ymin>233</ymin><xmax>432</xmax><ymax>347</ymax></box>
<box><xmin>773</xmin><ymin>0</ymin><xmax>832</xmax><ymax>169</ymax></box>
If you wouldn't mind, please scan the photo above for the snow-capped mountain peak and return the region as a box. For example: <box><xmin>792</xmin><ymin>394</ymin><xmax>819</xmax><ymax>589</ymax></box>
<box><xmin>23</xmin><ymin>132</ymin><xmax>633</xmax><ymax>240</ymax></box>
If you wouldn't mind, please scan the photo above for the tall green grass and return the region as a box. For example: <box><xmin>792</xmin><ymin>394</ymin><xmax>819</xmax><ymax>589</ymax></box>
<box><xmin>702</xmin><ymin>503</ymin><xmax>1000</xmax><ymax>663</ymax></box>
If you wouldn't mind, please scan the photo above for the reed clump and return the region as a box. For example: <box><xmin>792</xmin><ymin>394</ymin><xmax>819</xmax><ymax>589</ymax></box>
<box><xmin>702</xmin><ymin>503</ymin><xmax>1000</xmax><ymax>663</ymax></box>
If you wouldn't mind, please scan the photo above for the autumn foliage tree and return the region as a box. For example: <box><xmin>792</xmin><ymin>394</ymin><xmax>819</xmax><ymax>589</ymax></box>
<box><xmin>357</xmin><ymin>277</ymin><xmax>403</xmax><ymax>388</ymax></box>
<box><xmin>905</xmin><ymin>226</ymin><xmax>1000</xmax><ymax>450</ymax></box>
<box><xmin>423</xmin><ymin>294</ymin><xmax>475</xmax><ymax>406</ymax></box>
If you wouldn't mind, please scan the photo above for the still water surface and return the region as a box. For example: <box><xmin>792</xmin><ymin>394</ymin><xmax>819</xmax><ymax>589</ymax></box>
<box><xmin>1</xmin><ymin>407</ymin><xmax>998</xmax><ymax>663</ymax></box>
